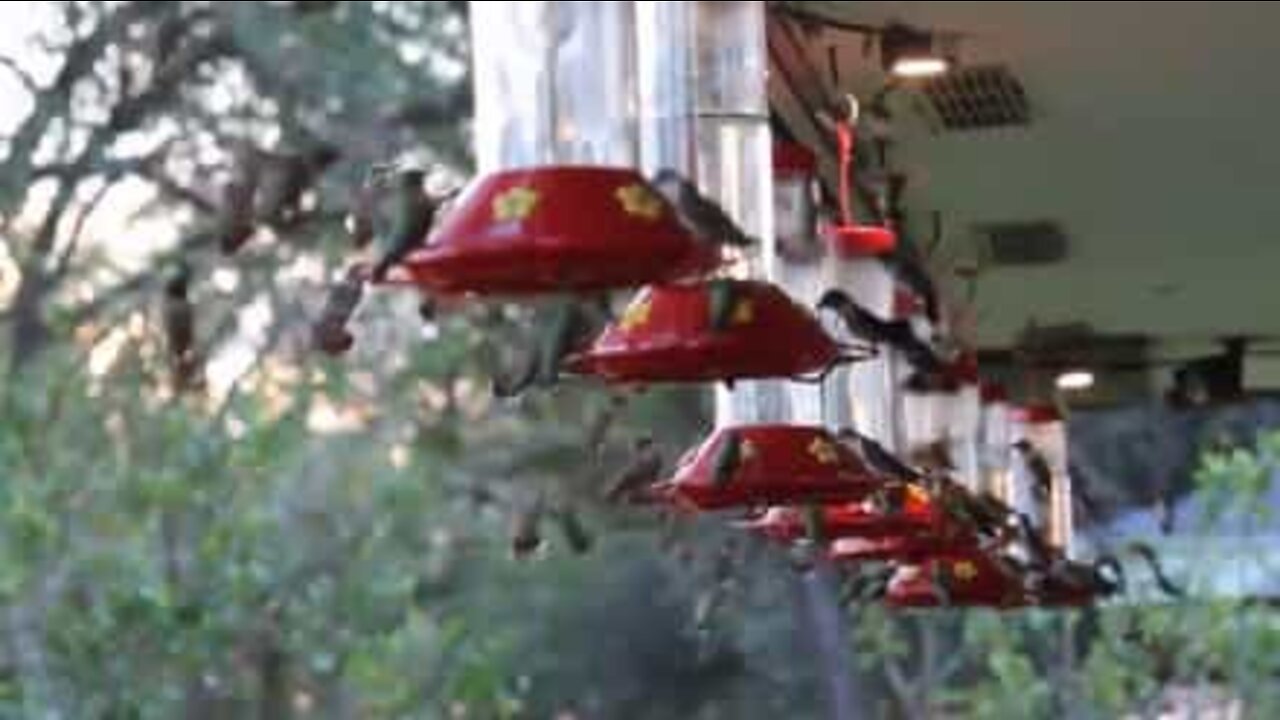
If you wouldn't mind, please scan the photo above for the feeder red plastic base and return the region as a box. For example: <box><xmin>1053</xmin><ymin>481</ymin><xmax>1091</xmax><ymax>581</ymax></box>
<box><xmin>650</xmin><ymin>425</ymin><xmax>882</xmax><ymax>511</ymax></box>
<box><xmin>827</xmin><ymin>224</ymin><xmax>898</xmax><ymax>258</ymax></box>
<box><xmin>564</xmin><ymin>280</ymin><xmax>845</xmax><ymax>385</ymax></box>
<box><xmin>388</xmin><ymin>166</ymin><xmax>720</xmax><ymax>296</ymax></box>
<box><xmin>830</xmin><ymin>532</ymin><xmax>978</xmax><ymax>565</ymax></box>
<box><xmin>744</xmin><ymin>497</ymin><xmax>939</xmax><ymax>545</ymax></box>
<box><xmin>886</xmin><ymin>550</ymin><xmax>1030</xmax><ymax>609</ymax></box>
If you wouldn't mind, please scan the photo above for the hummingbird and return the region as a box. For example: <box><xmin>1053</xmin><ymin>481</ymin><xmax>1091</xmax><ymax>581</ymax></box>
<box><xmin>1121</xmin><ymin>542</ymin><xmax>1184</xmax><ymax>598</ymax></box>
<box><xmin>509</xmin><ymin>499</ymin><xmax>544</xmax><ymax>561</ymax></box>
<box><xmin>491</xmin><ymin>346</ymin><xmax>539</xmax><ymax>400</ymax></box>
<box><xmin>585</xmin><ymin>392</ymin><xmax>630</xmax><ymax>463</ymax></box>
<box><xmin>710</xmin><ymin>431</ymin><xmax>744</xmax><ymax>487</ymax></box>
<box><xmin>371</xmin><ymin>168</ymin><xmax>440</xmax><ymax>283</ymax></box>
<box><xmin>537</xmin><ymin>300</ymin><xmax>583</xmax><ymax>387</ymax></box>
<box><xmin>311</xmin><ymin>265</ymin><xmax>366</xmax><ymax>356</ymax></box>
<box><xmin>907</xmin><ymin>440</ymin><xmax>955</xmax><ymax>474</ymax></box>
<box><xmin>162</xmin><ymin>262</ymin><xmax>202</xmax><ymax>392</ymax></box>
<box><xmin>216</xmin><ymin>141</ymin><xmax>260</xmax><ymax>255</ymax></box>
<box><xmin>1015</xmin><ymin>512</ymin><xmax>1058</xmax><ymax>568</ymax></box>
<box><xmin>346</xmin><ymin>180</ymin><xmax>378</xmax><ymax>250</ymax></box>
<box><xmin>491</xmin><ymin>299</ymin><xmax>599</xmax><ymax>399</ymax></box>
<box><xmin>1011</xmin><ymin>439</ymin><xmax>1054</xmax><ymax>498</ymax></box>
<box><xmin>842</xmin><ymin>566</ymin><xmax>895</xmax><ymax>605</ymax></box>
<box><xmin>604</xmin><ymin>437</ymin><xmax>663</xmax><ymax>503</ymax></box>
<box><xmin>706</xmin><ymin>279</ymin><xmax>740</xmax><ymax>333</ymax></box>
<box><xmin>817</xmin><ymin>289</ymin><xmax>941</xmax><ymax>374</ymax></box>
<box><xmin>552</xmin><ymin>504</ymin><xmax>593</xmax><ymax>556</ymax></box>
<box><xmin>651</xmin><ymin>169</ymin><xmax>756</xmax><ymax>249</ymax></box>
<box><xmin>835</xmin><ymin>429</ymin><xmax>922</xmax><ymax>481</ymax></box>
<box><xmin>255</xmin><ymin>143</ymin><xmax>340</xmax><ymax>226</ymax></box>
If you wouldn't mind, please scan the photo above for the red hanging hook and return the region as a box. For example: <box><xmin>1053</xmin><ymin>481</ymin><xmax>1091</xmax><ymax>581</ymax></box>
<box><xmin>827</xmin><ymin>95</ymin><xmax>898</xmax><ymax>258</ymax></box>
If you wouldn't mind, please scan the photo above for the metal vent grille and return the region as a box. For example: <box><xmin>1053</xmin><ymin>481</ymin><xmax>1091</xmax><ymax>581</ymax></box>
<box><xmin>923</xmin><ymin>65</ymin><xmax>1030</xmax><ymax>131</ymax></box>
<box><xmin>976</xmin><ymin>220</ymin><xmax>1068</xmax><ymax>266</ymax></box>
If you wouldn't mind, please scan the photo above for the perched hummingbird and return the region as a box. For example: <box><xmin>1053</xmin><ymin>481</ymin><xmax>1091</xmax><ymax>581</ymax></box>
<box><xmin>371</xmin><ymin>168</ymin><xmax>439</xmax><ymax>283</ymax></box>
<box><xmin>651</xmin><ymin>169</ymin><xmax>756</xmax><ymax>249</ymax></box>
<box><xmin>835</xmin><ymin>429</ymin><xmax>922</xmax><ymax>481</ymax></box>
<box><xmin>706</xmin><ymin>279</ymin><xmax>739</xmax><ymax>333</ymax></box>
<box><xmin>162</xmin><ymin>262</ymin><xmax>202</xmax><ymax>392</ymax></box>
<box><xmin>311</xmin><ymin>265</ymin><xmax>366</xmax><ymax>356</ymax></box>
<box><xmin>930</xmin><ymin>562</ymin><xmax>954</xmax><ymax>607</ymax></box>
<box><xmin>604</xmin><ymin>437</ymin><xmax>663</xmax><ymax>503</ymax></box>
<box><xmin>710</xmin><ymin>431</ymin><xmax>744</xmax><ymax>488</ymax></box>
<box><xmin>216</xmin><ymin>141</ymin><xmax>261</xmax><ymax>255</ymax></box>
<box><xmin>908</xmin><ymin>440</ymin><xmax>955</xmax><ymax>474</ymax></box>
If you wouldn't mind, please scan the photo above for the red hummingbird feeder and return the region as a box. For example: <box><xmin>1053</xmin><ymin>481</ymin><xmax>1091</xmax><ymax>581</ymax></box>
<box><xmin>563</xmin><ymin>279</ymin><xmax>865</xmax><ymax>385</ymax></box>
<box><xmin>742</xmin><ymin>482</ymin><xmax>940</xmax><ymax>544</ymax></box>
<box><xmin>829</xmin><ymin>533</ymin><xmax>978</xmax><ymax>565</ymax></box>
<box><xmin>826</xmin><ymin>484</ymin><xmax>984</xmax><ymax>564</ymax></box>
<box><xmin>885</xmin><ymin>548</ymin><xmax>1030</xmax><ymax>609</ymax></box>
<box><xmin>387</xmin><ymin>166</ymin><xmax>721</xmax><ymax>296</ymax></box>
<box><xmin>649</xmin><ymin>425</ymin><xmax>883</xmax><ymax>511</ymax></box>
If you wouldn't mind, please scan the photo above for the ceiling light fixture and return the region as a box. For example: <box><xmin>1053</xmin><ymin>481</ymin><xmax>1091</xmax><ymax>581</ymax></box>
<box><xmin>881</xmin><ymin>23</ymin><xmax>952</xmax><ymax>79</ymax></box>
<box><xmin>1055</xmin><ymin>370</ymin><xmax>1096</xmax><ymax>392</ymax></box>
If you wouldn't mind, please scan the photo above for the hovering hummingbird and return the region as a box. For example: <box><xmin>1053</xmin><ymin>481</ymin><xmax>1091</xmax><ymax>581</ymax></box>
<box><xmin>1015</xmin><ymin>512</ymin><xmax>1057</xmax><ymax>567</ymax></box>
<box><xmin>311</xmin><ymin>265</ymin><xmax>366</xmax><ymax>356</ymax></box>
<box><xmin>346</xmin><ymin>180</ymin><xmax>378</xmax><ymax>250</ymax></box>
<box><xmin>509</xmin><ymin>499</ymin><xmax>544</xmax><ymax>560</ymax></box>
<box><xmin>841</xmin><ymin>566</ymin><xmax>895</xmax><ymax>605</ymax></box>
<box><xmin>371</xmin><ymin>168</ymin><xmax>442</xmax><ymax>283</ymax></box>
<box><xmin>491</xmin><ymin>347</ymin><xmax>539</xmax><ymax>400</ymax></box>
<box><xmin>585</xmin><ymin>392</ymin><xmax>630</xmax><ymax>463</ymax></box>
<box><xmin>1011</xmin><ymin>439</ymin><xmax>1054</xmax><ymax>498</ymax></box>
<box><xmin>651</xmin><ymin>169</ymin><xmax>756</xmax><ymax>249</ymax></box>
<box><xmin>255</xmin><ymin>144</ymin><xmax>340</xmax><ymax>226</ymax></box>
<box><xmin>215</xmin><ymin>141</ymin><xmax>261</xmax><ymax>255</ymax></box>
<box><xmin>552</xmin><ymin>504</ymin><xmax>593</xmax><ymax>556</ymax></box>
<box><xmin>1115</xmin><ymin>542</ymin><xmax>1184</xmax><ymax>598</ymax></box>
<box><xmin>818</xmin><ymin>289</ymin><xmax>941</xmax><ymax>375</ymax></box>
<box><xmin>491</xmin><ymin>299</ymin><xmax>601</xmax><ymax>399</ymax></box>
<box><xmin>162</xmin><ymin>262</ymin><xmax>202</xmax><ymax>392</ymax></box>
<box><xmin>604</xmin><ymin>437</ymin><xmax>663</xmax><ymax>503</ymax></box>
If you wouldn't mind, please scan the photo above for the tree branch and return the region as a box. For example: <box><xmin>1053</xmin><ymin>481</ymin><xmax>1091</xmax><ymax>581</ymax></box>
<box><xmin>0</xmin><ymin>54</ymin><xmax>39</xmax><ymax>96</ymax></box>
<box><xmin>50</xmin><ymin>178</ymin><xmax>114</xmax><ymax>280</ymax></box>
<box><xmin>1</xmin><ymin>2</ymin><xmax>165</xmax><ymax>186</ymax></box>
<box><xmin>135</xmin><ymin>167</ymin><xmax>217</xmax><ymax>215</ymax></box>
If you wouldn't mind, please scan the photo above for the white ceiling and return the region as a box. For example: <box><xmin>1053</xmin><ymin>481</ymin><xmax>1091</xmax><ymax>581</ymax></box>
<box><xmin>789</xmin><ymin>1</ymin><xmax>1280</xmax><ymax>347</ymax></box>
